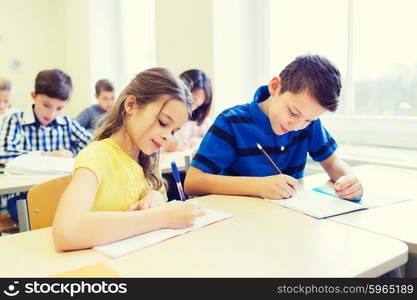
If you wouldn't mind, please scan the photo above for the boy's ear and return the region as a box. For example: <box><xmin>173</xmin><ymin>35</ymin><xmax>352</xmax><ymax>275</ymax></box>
<box><xmin>268</xmin><ymin>76</ymin><xmax>281</xmax><ymax>95</ymax></box>
<box><xmin>124</xmin><ymin>96</ymin><xmax>137</xmax><ymax>114</ymax></box>
<box><xmin>30</xmin><ymin>91</ymin><xmax>36</xmax><ymax>100</ymax></box>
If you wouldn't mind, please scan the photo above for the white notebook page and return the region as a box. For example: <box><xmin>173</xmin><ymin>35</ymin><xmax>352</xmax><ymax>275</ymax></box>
<box><xmin>94</xmin><ymin>208</ymin><xmax>233</xmax><ymax>258</ymax></box>
<box><xmin>268</xmin><ymin>190</ymin><xmax>365</xmax><ymax>219</ymax></box>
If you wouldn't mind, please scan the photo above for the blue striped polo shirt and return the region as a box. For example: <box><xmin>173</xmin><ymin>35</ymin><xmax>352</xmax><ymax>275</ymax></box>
<box><xmin>190</xmin><ymin>85</ymin><xmax>337</xmax><ymax>179</ymax></box>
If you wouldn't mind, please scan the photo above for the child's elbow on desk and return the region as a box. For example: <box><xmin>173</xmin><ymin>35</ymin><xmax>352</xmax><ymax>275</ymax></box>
<box><xmin>52</xmin><ymin>221</ymin><xmax>88</xmax><ymax>252</ymax></box>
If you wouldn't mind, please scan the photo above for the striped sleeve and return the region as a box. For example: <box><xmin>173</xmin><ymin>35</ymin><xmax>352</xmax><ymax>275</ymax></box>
<box><xmin>307</xmin><ymin>119</ymin><xmax>337</xmax><ymax>162</ymax></box>
<box><xmin>0</xmin><ymin>113</ymin><xmax>29</xmax><ymax>164</ymax></box>
<box><xmin>67</xmin><ymin>117</ymin><xmax>93</xmax><ymax>155</ymax></box>
<box><xmin>190</xmin><ymin>114</ymin><xmax>238</xmax><ymax>174</ymax></box>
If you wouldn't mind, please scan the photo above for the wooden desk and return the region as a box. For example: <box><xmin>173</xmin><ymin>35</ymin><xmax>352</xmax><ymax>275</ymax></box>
<box><xmin>0</xmin><ymin>173</ymin><xmax>60</xmax><ymax>195</ymax></box>
<box><xmin>0</xmin><ymin>195</ymin><xmax>407</xmax><ymax>277</ymax></box>
<box><xmin>302</xmin><ymin>164</ymin><xmax>417</xmax><ymax>276</ymax></box>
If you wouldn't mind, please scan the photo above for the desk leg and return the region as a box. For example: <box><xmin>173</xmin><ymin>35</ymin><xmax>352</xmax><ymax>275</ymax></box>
<box><xmin>17</xmin><ymin>199</ymin><xmax>30</xmax><ymax>232</ymax></box>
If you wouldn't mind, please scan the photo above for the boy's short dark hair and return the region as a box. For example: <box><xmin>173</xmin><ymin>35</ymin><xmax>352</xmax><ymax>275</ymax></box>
<box><xmin>279</xmin><ymin>54</ymin><xmax>341</xmax><ymax>112</ymax></box>
<box><xmin>35</xmin><ymin>69</ymin><xmax>72</xmax><ymax>100</ymax></box>
<box><xmin>95</xmin><ymin>79</ymin><xmax>114</xmax><ymax>95</ymax></box>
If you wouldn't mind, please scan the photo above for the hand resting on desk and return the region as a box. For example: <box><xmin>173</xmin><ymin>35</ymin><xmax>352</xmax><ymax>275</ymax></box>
<box><xmin>334</xmin><ymin>174</ymin><xmax>363</xmax><ymax>200</ymax></box>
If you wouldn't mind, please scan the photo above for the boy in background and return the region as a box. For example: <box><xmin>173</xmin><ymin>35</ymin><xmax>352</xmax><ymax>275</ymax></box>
<box><xmin>0</xmin><ymin>78</ymin><xmax>14</xmax><ymax>122</ymax></box>
<box><xmin>0</xmin><ymin>69</ymin><xmax>92</xmax><ymax>220</ymax></box>
<box><xmin>185</xmin><ymin>54</ymin><xmax>363</xmax><ymax>201</ymax></box>
<box><xmin>76</xmin><ymin>79</ymin><xmax>115</xmax><ymax>132</ymax></box>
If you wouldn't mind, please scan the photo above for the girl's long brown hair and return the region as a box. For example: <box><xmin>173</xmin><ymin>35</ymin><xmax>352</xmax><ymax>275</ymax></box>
<box><xmin>94</xmin><ymin>68</ymin><xmax>192</xmax><ymax>190</ymax></box>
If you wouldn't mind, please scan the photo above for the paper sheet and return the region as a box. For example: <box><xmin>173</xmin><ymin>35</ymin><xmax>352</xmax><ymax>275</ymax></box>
<box><xmin>94</xmin><ymin>208</ymin><xmax>233</xmax><ymax>258</ymax></box>
<box><xmin>5</xmin><ymin>153</ymin><xmax>74</xmax><ymax>175</ymax></box>
<box><xmin>313</xmin><ymin>185</ymin><xmax>411</xmax><ymax>209</ymax></box>
<box><xmin>268</xmin><ymin>189</ymin><xmax>366</xmax><ymax>219</ymax></box>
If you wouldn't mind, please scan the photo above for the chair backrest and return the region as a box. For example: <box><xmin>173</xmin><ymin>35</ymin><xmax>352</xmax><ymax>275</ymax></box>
<box><xmin>27</xmin><ymin>175</ymin><xmax>72</xmax><ymax>230</ymax></box>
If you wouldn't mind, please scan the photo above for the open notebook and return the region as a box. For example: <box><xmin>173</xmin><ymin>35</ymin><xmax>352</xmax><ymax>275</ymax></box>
<box><xmin>268</xmin><ymin>187</ymin><xmax>411</xmax><ymax>219</ymax></box>
<box><xmin>312</xmin><ymin>185</ymin><xmax>411</xmax><ymax>209</ymax></box>
<box><xmin>268</xmin><ymin>190</ymin><xmax>366</xmax><ymax>219</ymax></box>
<box><xmin>5</xmin><ymin>153</ymin><xmax>74</xmax><ymax>175</ymax></box>
<box><xmin>94</xmin><ymin>208</ymin><xmax>233</xmax><ymax>258</ymax></box>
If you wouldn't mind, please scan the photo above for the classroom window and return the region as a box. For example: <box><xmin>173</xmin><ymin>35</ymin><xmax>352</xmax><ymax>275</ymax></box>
<box><xmin>352</xmin><ymin>0</ymin><xmax>417</xmax><ymax>117</ymax></box>
<box><xmin>270</xmin><ymin>0</ymin><xmax>417</xmax><ymax>148</ymax></box>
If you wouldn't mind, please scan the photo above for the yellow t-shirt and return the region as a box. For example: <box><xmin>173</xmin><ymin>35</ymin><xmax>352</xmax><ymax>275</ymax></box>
<box><xmin>74</xmin><ymin>138</ymin><xmax>166</xmax><ymax>211</ymax></box>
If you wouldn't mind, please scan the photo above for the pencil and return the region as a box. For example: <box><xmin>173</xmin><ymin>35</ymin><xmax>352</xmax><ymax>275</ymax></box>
<box><xmin>256</xmin><ymin>142</ymin><xmax>283</xmax><ymax>175</ymax></box>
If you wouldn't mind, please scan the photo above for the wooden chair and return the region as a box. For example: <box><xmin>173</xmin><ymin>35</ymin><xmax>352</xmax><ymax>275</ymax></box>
<box><xmin>25</xmin><ymin>175</ymin><xmax>72</xmax><ymax>230</ymax></box>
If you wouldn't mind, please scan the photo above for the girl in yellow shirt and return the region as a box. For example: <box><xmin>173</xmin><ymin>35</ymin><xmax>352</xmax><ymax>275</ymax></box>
<box><xmin>53</xmin><ymin>68</ymin><xmax>206</xmax><ymax>251</ymax></box>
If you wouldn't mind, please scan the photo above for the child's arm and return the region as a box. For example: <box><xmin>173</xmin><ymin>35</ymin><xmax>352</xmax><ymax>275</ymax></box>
<box><xmin>184</xmin><ymin>166</ymin><xmax>298</xmax><ymax>199</ymax></box>
<box><xmin>75</xmin><ymin>108</ymin><xmax>90</xmax><ymax>129</ymax></box>
<box><xmin>52</xmin><ymin>167</ymin><xmax>205</xmax><ymax>251</ymax></box>
<box><xmin>68</xmin><ymin>118</ymin><xmax>93</xmax><ymax>154</ymax></box>
<box><xmin>0</xmin><ymin>114</ymin><xmax>30</xmax><ymax>164</ymax></box>
<box><xmin>319</xmin><ymin>153</ymin><xmax>363</xmax><ymax>200</ymax></box>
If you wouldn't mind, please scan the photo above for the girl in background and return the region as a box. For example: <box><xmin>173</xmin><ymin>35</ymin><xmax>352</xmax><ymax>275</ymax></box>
<box><xmin>53</xmin><ymin>68</ymin><xmax>205</xmax><ymax>251</ymax></box>
<box><xmin>163</xmin><ymin>69</ymin><xmax>213</xmax><ymax>152</ymax></box>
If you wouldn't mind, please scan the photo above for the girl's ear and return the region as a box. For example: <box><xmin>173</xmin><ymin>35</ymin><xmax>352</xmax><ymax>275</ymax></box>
<box><xmin>124</xmin><ymin>96</ymin><xmax>137</xmax><ymax>114</ymax></box>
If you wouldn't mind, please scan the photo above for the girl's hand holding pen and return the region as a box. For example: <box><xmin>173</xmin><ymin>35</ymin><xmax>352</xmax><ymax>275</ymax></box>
<box><xmin>257</xmin><ymin>174</ymin><xmax>298</xmax><ymax>199</ymax></box>
<box><xmin>162</xmin><ymin>200</ymin><xmax>206</xmax><ymax>228</ymax></box>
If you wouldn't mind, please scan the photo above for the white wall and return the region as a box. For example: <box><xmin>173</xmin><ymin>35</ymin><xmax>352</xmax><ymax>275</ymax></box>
<box><xmin>155</xmin><ymin>0</ymin><xmax>269</xmax><ymax>116</ymax></box>
<box><xmin>212</xmin><ymin>0</ymin><xmax>270</xmax><ymax>114</ymax></box>
<box><xmin>0</xmin><ymin>0</ymin><xmax>64</xmax><ymax>111</ymax></box>
<box><xmin>0</xmin><ymin>0</ymin><xmax>156</xmax><ymax>117</ymax></box>
<box><xmin>155</xmin><ymin>0</ymin><xmax>214</xmax><ymax>93</ymax></box>
<box><xmin>119</xmin><ymin>0</ymin><xmax>156</xmax><ymax>85</ymax></box>
<box><xmin>1</xmin><ymin>0</ymin><xmax>269</xmax><ymax>118</ymax></box>
<box><xmin>58</xmin><ymin>0</ymin><xmax>91</xmax><ymax>116</ymax></box>
<box><xmin>88</xmin><ymin>0</ymin><xmax>121</xmax><ymax>101</ymax></box>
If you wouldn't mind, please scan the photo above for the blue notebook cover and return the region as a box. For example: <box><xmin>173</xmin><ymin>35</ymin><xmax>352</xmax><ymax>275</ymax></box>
<box><xmin>312</xmin><ymin>185</ymin><xmax>411</xmax><ymax>209</ymax></box>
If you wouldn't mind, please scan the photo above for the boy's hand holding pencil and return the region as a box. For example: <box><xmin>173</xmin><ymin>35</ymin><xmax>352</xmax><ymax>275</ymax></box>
<box><xmin>256</xmin><ymin>174</ymin><xmax>298</xmax><ymax>199</ymax></box>
<box><xmin>256</xmin><ymin>142</ymin><xmax>298</xmax><ymax>199</ymax></box>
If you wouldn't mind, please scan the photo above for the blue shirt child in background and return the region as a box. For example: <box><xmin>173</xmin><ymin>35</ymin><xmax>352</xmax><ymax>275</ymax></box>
<box><xmin>76</xmin><ymin>79</ymin><xmax>116</xmax><ymax>132</ymax></box>
<box><xmin>0</xmin><ymin>69</ymin><xmax>92</xmax><ymax>220</ymax></box>
<box><xmin>185</xmin><ymin>54</ymin><xmax>364</xmax><ymax>201</ymax></box>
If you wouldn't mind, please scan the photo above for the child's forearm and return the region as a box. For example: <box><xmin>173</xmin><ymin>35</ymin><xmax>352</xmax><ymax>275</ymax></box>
<box><xmin>184</xmin><ymin>167</ymin><xmax>261</xmax><ymax>197</ymax></box>
<box><xmin>53</xmin><ymin>208</ymin><xmax>169</xmax><ymax>251</ymax></box>
<box><xmin>321</xmin><ymin>155</ymin><xmax>354</xmax><ymax>182</ymax></box>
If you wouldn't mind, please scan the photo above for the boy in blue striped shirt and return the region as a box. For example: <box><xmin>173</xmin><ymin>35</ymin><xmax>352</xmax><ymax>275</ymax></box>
<box><xmin>0</xmin><ymin>69</ymin><xmax>92</xmax><ymax>220</ymax></box>
<box><xmin>185</xmin><ymin>55</ymin><xmax>363</xmax><ymax>201</ymax></box>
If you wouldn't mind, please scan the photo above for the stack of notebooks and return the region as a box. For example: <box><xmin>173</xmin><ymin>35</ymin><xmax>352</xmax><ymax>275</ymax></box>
<box><xmin>268</xmin><ymin>185</ymin><xmax>411</xmax><ymax>219</ymax></box>
<box><xmin>5</xmin><ymin>153</ymin><xmax>74</xmax><ymax>175</ymax></box>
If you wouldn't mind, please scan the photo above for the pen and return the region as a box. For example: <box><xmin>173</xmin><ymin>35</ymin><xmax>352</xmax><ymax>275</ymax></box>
<box><xmin>170</xmin><ymin>161</ymin><xmax>187</xmax><ymax>201</ymax></box>
<box><xmin>256</xmin><ymin>142</ymin><xmax>283</xmax><ymax>175</ymax></box>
